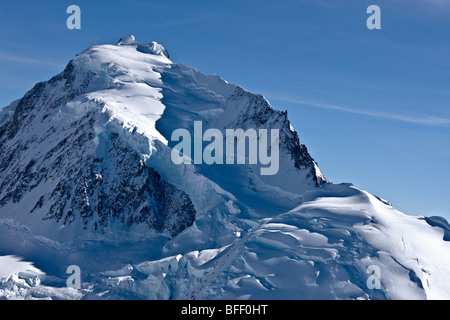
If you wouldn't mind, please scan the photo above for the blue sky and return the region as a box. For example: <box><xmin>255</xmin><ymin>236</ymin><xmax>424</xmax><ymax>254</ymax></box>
<box><xmin>0</xmin><ymin>0</ymin><xmax>449</xmax><ymax>219</ymax></box>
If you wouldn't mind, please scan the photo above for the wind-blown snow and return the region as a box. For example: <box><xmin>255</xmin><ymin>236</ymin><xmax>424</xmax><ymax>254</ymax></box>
<box><xmin>0</xmin><ymin>256</ymin><xmax>42</xmax><ymax>278</ymax></box>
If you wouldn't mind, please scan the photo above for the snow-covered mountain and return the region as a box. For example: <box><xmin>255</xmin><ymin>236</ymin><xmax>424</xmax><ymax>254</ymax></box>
<box><xmin>1</xmin><ymin>35</ymin><xmax>449</xmax><ymax>300</ymax></box>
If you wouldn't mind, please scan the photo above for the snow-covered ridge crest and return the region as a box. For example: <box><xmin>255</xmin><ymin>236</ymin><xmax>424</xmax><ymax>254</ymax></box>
<box><xmin>117</xmin><ymin>34</ymin><xmax>170</xmax><ymax>59</ymax></box>
<box><xmin>68</xmin><ymin>35</ymin><xmax>172</xmax><ymax>150</ymax></box>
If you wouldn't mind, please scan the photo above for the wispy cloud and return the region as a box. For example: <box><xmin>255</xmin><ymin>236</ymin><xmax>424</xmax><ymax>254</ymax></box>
<box><xmin>153</xmin><ymin>15</ymin><xmax>219</xmax><ymax>28</ymax></box>
<box><xmin>269</xmin><ymin>96</ymin><xmax>450</xmax><ymax>127</ymax></box>
<box><xmin>0</xmin><ymin>52</ymin><xmax>65</xmax><ymax>69</ymax></box>
<box><xmin>293</xmin><ymin>0</ymin><xmax>336</xmax><ymax>8</ymax></box>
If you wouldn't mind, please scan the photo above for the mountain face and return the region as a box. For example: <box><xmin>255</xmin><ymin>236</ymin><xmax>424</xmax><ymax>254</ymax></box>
<box><xmin>1</xmin><ymin>35</ymin><xmax>449</xmax><ymax>300</ymax></box>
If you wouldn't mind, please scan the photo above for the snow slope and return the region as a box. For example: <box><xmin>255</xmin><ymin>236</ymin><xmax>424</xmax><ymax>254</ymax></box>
<box><xmin>0</xmin><ymin>36</ymin><xmax>449</xmax><ymax>300</ymax></box>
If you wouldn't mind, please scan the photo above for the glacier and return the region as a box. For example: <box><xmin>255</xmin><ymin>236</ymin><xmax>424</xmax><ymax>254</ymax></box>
<box><xmin>0</xmin><ymin>35</ymin><xmax>449</xmax><ymax>300</ymax></box>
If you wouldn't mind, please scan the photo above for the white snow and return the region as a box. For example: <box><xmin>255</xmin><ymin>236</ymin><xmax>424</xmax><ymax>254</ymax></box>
<box><xmin>0</xmin><ymin>256</ymin><xmax>43</xmax><ymax>278</ymax></box>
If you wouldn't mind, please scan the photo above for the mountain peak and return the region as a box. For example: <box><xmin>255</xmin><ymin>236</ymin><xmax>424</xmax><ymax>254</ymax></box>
<box><xmin>116</xmin><ymin>34</ymin><xmax>170</xmax><ymax>59</ymax></box>
<box><xmin>117</xmin><ymin>34</ymin><xmax>136</xmax><ymax>45</ymax></box>
<box><xmin>0</xmin><ymin>36</ymin><xmax>324</xmax><ymax>240</ymax></box>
